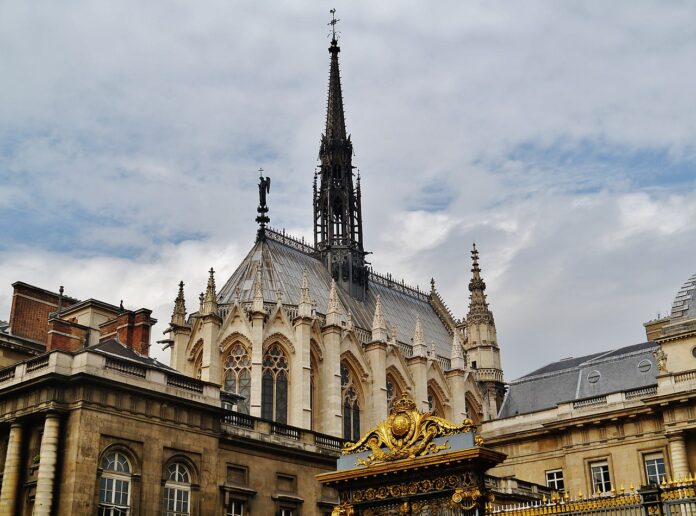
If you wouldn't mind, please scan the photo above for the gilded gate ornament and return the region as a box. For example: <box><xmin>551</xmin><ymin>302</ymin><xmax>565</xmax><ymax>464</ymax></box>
<box><xmin>331</xmin><ymin>502</ymin><xmax>355</xmax><ymax>516</ymax></box>
<box><xmin>342</xmin><ymin>394</ymin><xmax>475</xmax><ymax>466</ymax></box>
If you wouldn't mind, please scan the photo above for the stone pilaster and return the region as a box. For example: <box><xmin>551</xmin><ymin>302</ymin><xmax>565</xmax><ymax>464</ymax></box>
<box><xmin>321</xmin><ymin>324</ymin><xmax>343</xmax><ymax>436</ymax></box>
<box><xmin>292</xmin><ymin>316</ymin><xmax>312</xmax><ymax>428</ymax></box>
<box><xmin>446</xmin><ymin>369</ymin><xmax>468</xmax><ymax>422</ymax></box>
<box><xmin>34</xmin><ymin>413</ymin><xmax>61</xmax><ymax>516</ymax></box>
<box><xmin>364</xmin><ymin>341</ymin><xmax>387</xmax><ymax>427</ymax></box>
<box><xmin>407</xmin><ymin>355</ymin><xmax>429</xmax><ymax>412</ymax></box>
<box><xmin>0</xmin><ymin>421</ymin><xmax>23</xmax><ymax>515</ymax></box>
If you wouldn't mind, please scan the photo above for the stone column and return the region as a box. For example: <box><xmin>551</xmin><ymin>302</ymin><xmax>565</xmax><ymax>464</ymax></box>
<box><xmin>668</xmin><ymin>433</ymin><xmax>689</xmax><ymax>478</ymax></box>
<box><xmin>249</xmin><ymin>311</ymin><xmax>265</xmax><ymax>418</ymax></box>
<box><xmin>321</xmin><ymin>325</ymin><xmax>343</xmax><ymax>437</ymax></box>
<box><xmin>364</xmin><ymin>341</ymin><xmax>387</xmax><ymax>429</ymax></box>
<box><xmin>0</xmin><ymin>422</ymin><xmax>23</xmax><ymax>515</ymax></box>
<box><xmin>33</xmin><ymin>413</ymin><xmax>61</xmax><ymax>516</ymax></box>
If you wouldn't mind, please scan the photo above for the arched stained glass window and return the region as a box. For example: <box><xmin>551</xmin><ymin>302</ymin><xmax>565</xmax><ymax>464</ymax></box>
<box><xmin>223</xmin><ymin>343</ymin><xmax>251</xmax><ymax>414</ymax></box>
<box><xmin>98</xmin><ymin>451</ymin><xmax>131</xmax><ymax>516</ymax></box>
<box><xmin>261</xmin><ymin>344</ymin><xmax>289</xmax><ymax>423</ymax></box>
<box><xmin>428</xmin><ymin>387</ymin><xmax>444</xmax><ymax>417</ymax></box>
<box><xmin>341</xmin><ymin>362</ymin><xmax>361</xmax><ymax>441</ymax></box>
<box><xmin>164</xmin><ymin>462</ymin><xmax>191</xmax><ymax>516</ymax></box>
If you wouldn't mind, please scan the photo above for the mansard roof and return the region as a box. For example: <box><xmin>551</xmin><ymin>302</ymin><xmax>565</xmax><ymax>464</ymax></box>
<box><xmin>498</xmin><ymin>340</ymin><xmax>658</xmax><ymax>419</ymax></box>
<box><xmin>217</xmin><ymin>229</ymin><xmax>454</xmax><ymax>362</ymax></box>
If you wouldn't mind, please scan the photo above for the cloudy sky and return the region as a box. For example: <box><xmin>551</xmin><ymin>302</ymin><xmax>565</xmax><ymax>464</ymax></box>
<box><xmin>1</xmin><ymin>1</ymin><xmax>695</xmax><ymax>380</ymax></box>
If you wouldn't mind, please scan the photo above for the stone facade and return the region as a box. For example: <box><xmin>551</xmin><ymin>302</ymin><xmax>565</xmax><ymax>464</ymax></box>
<box><xmin>482</xmin><ymin>273</ymin><xmax>696</xmax><ymax>496</ymax></box>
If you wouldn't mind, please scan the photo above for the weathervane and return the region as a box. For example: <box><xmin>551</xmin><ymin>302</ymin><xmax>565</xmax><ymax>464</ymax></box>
<box><xmin>255</xmin><ymin>168</ymin><xmax>271</xmax><ymax>242</ymax></box>
<box><xmin>328</xmin><ymin>8</ymin><xmax>340</xmax><ymax>42</ymax></box>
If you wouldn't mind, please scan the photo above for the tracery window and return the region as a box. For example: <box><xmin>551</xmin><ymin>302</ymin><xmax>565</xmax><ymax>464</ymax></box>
<box><xmin>341</xmin><ymin>362</ymin><xmax>361</xmax><ymax>441</ymax></box>
<box><xmin>98</xmin><ymin>451</ymin><xmax>132</xmax><ymax>516</ymax></box>
<box><xmin>164</xmin><ymin>462</ymin><xmax>191</xmax><ymax>516</ymax></box>
<box><xmin>223</xmin><ymin>343</ymin><xmax>251</xmax><ymax>414</ymax></box>
<box><xmin>386</xmin><ymin>374</ymin><xmax>401</xmax><ymax>413</ymax></box>
<box><xmin>261</xmin><ymin>344</ymin><xmax>289</xmax><ymax>423</ymax></box>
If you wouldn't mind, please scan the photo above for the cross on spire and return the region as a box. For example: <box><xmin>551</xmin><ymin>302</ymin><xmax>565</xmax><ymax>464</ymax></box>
<box><xmin>329</xmin><ymin>8</ymin><xmax>339</xmax><ymax>42</ymax></box>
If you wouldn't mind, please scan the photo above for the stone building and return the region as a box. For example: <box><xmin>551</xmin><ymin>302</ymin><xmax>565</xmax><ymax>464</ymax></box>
<box><xmin>167</xmin><ymin>31</ymin><xmax>506</xmax><ymax>440</ymax></box>
<box><xmin>482</xmin><ymin>273</ymin><xmax>696</xmax><ymax>496</ymax></box>
<box><xmin>0</xmin><ymin>281</ymin><xmax>341</xmax><ymax>515</ymax></box>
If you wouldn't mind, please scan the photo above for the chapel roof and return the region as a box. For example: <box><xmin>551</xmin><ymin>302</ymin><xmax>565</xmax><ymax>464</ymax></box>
<box><xmin>216</xmin><ymin>230</ymin><xmax>455</xmax><ymax>362</ymax></box>
<box><xmin>498</xmin><ymin>340</ymin><xmax>658</xmax><ymax>419</ymax></box>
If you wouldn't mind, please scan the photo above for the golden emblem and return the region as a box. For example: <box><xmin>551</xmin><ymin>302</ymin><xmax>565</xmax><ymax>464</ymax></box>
<box><xmin>342</xmin><ymin>394</ymin><xmax>475</xmax><ymax>466</ymax></box>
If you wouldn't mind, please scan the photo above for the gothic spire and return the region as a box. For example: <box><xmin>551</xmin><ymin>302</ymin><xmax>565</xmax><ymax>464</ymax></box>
<box><xmin>314</xmin><ymin>10</ymin><xmax>367</xmax><ymax>300</ymax></box>
<box><xmin>171</xmin><ymin>281</ymin><xmax>186</xmax><ymax>326</ymax></box>
<box><xmin>467</xmin><ymin>243</ymin><xmax>494</xmax><ymax>325</ymax></box>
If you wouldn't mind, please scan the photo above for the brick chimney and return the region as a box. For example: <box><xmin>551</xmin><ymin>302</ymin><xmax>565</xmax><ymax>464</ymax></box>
<box><xmin>99</xmin><ymin>309</ymin><xmax>156</xmax><ymax>356</ymax></box>
<box><xmin>9</xmin><ymin>282</ymin><xmax>78</xmax><ymax>344</ymax></box>
<box><xmin>46</xmin><ymin>317</ymin><xmax>90</xmax><ymax>352</ymax></box>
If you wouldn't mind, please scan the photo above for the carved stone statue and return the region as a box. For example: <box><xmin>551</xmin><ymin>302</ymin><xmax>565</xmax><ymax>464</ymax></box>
<box><xmin>653</xmin><ymin>348</ymin><xmax>667</xmax><ymax>374</ymax></box>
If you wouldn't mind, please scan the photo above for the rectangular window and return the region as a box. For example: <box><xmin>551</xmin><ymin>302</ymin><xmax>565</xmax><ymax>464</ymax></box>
<box><xmin>227</xmin><ymin>500</ymin><xmax>245</xmax><ymax>516</ymax></box>
<box><xmin>590</xmin><ymin>461</ymin><xmax>612</xmax><ymax>494</ymax></box>
<box><xmin>280</xmin><ymin>509</ymin><xmax>294</xmax><ymax>516</ymax></box>
<box><xmin>644</xmin><ymin>453</ymin><xmax>667</xmax><ymax>485</ymax></box>
<box><xmin>546</xmin><ymin>469</ymin><xmax>564</xmax><ymax>491</ymax></box>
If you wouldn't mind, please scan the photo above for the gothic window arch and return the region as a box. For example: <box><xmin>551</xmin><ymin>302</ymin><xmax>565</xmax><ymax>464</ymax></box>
<box><xmin>164</xmin><ymin>462</ymin><xmax>191</xmax><ymax>516</ymax></box>
<box><xmin>98</xmin><ymin>450</ymin><xmax>133</xmax><ymax>515</ymax></box>
<box><xmin>223</xmin><ymin>343</ymin><xmax>251</xmax><ymax>414</ymax></box>
<box><xmin>386</xmin><ymin>373</ymin><xmax>402</xmax><ymax>414</ymax></box>
<box><xmin>341</xmin><ymin>362</ymin><xmax>361</xmax><ymax>442</ymax></box>
<box><xmin>427</xmin><ymin>386</ymin><xmax>445</xmax><ymax>417</ymax></box>
<box><xmin>262</xmin><ymin>344</ymin><xmax>289</xmax><ymax>423</ymax></box>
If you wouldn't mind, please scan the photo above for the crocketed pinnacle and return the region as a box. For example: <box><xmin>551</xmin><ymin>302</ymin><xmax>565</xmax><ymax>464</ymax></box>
<box><xmin>325</xmin><ymin>37</ymin><xmax>347</xmax><ymax>143</ymax></box>
<box><xmin>412</xmin><ymin>315</ymin><xmax>427</xmax><ymax>358</ymax></box>
<box><xmin>450</xmin><ymin>332</ymin><xmax>466</xmax><ymax>370</ymax></box>
<box><xmin>202</xmin><ymin>268</ymin><xmax>218</xmax><ymax>316</ymax></box>
<box><xmin>372</xmin><ymin>294</ymin><xmax>388</xmax><ymax>342</ymax></box>
<box><xmin>171</xmin><ymin>281</ymin><xmax>186</xmax><ymax>326</ymax></box>
<box><xmin>326</xmin><ymin>279</ymin><xmax>343</xmax><ymax>327</ymax></box>
<box><xmin>252</xmin><ymin>264</ymin><xmax>265</xmax><ymax>313</ymax></box>
<box><xmin>467</xmin><ymin>243</ymin><xmax>494</xmax><ymax>325</ymax></box>
<box><xmin>298</xmin><ymin>268</ymin><xmax>312</xmax><ymax>318</ymax></box>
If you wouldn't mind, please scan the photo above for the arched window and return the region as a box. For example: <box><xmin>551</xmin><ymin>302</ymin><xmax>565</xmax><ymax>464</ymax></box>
<box><xmin>261</xmin><ymin>344</ymin><xmax>289</xmax><ymax>423</ymax></box>
<box><xmin>341</xmin><ymin>362</ymin><xmax>361</xmax><ymax>441</ymax></box>
<box><xmin>98</xmin><ymin>451</ymin><xmax>131</xmax><ymax>515</ymax></box>
<box><xmin>164</xmin><ymin>462</ymin><xmax>191</xmax><ymax>516</ymax></box>
<box><xmin>386</xmin><ymin>374</ymin><xmax>402</xmax><ymax>414</ymax></box>
<box><xmin>427</xmin><ymin>386</ymin><xmax>444</xmax><ymax>417</ymax></box>
<box><xmin>223</xmin><ymin>343</ymin><xmax>251</xmax><ymax>414</ymax></box>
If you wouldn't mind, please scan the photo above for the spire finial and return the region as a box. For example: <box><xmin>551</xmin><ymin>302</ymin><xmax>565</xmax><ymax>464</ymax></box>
<box><xmin>172</xmin><ymin>280</ymin><xmax>187</xmax><ymax>325</ymax></box>
<box><xmin>202</xmin><ymin>268</ymin><xmax>218</xmax><ymax>316</ymax></box>
<box><xmin>328</xmin><ymin>8</ymin><xmax>340</xmax><ymax>44</ymax></box>
<box><xmin>58</xmin><ymin>285</ymin><xmax>64</xmax><ymax>312</ymax></box>
<box><xmin>255</xmin><ymin>170</ymin><xmax>271</xmax><ymax>241</ymax></box>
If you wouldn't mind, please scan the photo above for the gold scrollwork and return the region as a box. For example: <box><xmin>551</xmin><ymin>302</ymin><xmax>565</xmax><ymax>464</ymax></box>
<box><xmin>342</xmin><ymin>394</ymin><xmax>475</xmax><ymax>466</ymax></box>
<box><xmin>331</xmin><ymin>502</ymin><xmax>355</xmax><ymax>516</ymax></box>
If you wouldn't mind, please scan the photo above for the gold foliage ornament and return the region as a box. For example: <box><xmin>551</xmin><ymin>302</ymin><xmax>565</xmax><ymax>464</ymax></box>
<box><xmin>342</xmin><ymin>394</ymin><xmax>475</xmax><ymax>466</ymax></box>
